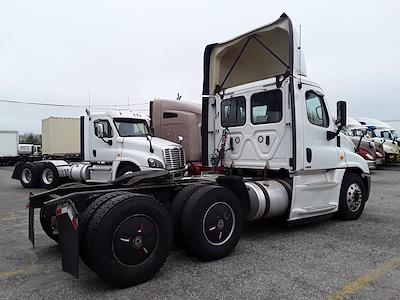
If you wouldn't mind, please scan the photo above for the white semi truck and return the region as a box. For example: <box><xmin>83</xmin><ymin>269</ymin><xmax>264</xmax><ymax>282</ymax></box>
<box><xmin>13</xmin><ymin>110</ymin><xmax>185</xmax><ymax>189</ymax></box>
<box><xmin>27</xmin><ymin>14</ymin><xmax>371</xmax><ymax>288</ymax></box>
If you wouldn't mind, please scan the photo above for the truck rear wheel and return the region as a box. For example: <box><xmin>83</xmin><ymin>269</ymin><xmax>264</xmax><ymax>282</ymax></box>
<box><xmin>169</xmin><ymin>184</ymin><xmax>205</xmax><ymax>244</ymax></box>
<box><xmin>40</xmin><ymin>163</ymin><xmax>61</xmax><ymax>189</ymax></box>
<box><xmin>180</xmin><ymin>185</ymin><xmax>244</xmax><ymax>261</ymax></box>
<box><xmin>84</xmin><ymin>193</ymin><xmax>173</xmax><ymax>288</ymax></box>
<box><xmin>337</xmin><ymin>173</ymin><xmax>366</xmax><ymax>220</ymax></box>
<box><xmin>40</xmin><ymin>207</ymin><xmax>59</xmax><ymax>243</ymax></box>
<box><xmin>79</xmin><ymin>191</ymin><xmax>134</xmax><ymax>268</ymax></box>
<box><xmin>20</xmin><ymin>162</ymin><xmax>40</xmax><ymax>188</ymax></box>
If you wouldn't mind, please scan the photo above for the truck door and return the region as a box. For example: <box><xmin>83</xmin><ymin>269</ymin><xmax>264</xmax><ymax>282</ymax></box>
<box><xmin>90</xmin><ymin>119</ymin><xmax>119</xmax><ymax>162</ymax></box>
<box><xmin>287</xmin><ymin>86</ymin><xmax>344</xmax><ymax>221</ymax></box>
<box><xmin>301</xmin><ymin>88</ymin><xmax>340</xmax><ymax>170</ymax></box>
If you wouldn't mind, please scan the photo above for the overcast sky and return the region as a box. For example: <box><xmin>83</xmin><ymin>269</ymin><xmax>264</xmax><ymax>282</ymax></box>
<box><xmin>0</xmin><ymin>0</ymin><xmax>399</xmax><ymax>133</ymax></box>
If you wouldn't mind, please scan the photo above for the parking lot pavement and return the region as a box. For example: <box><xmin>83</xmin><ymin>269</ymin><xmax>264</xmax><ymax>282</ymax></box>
<box><xmin>0</xmin><ymin>165</ymin><xmax>399</xmax><ymax>300</ymax></box>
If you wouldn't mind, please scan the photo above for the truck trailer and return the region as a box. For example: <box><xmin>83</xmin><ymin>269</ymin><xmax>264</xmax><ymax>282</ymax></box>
<box><xmin>0</xmin><ymin>130</ymin><xmax>19</xmax><ymax>165</ymax></box>
<box><xmin>13</xmin><ymin>111</ymin><xmax>186</xmax><ymax>189</ymax></box>
<box><xmin>27</xmin><ymin>14</ymin><xmax>371</xmax><ymax>288</ymax></box>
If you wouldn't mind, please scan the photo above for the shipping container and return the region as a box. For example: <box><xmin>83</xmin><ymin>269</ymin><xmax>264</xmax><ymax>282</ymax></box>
<box><xmin>42</xmin><ymin>117</ymin><xmax>80</xmax><ymax>156</ymax></box>
<box><xmin>0</xmin><ymin>130</ymin><xmax>18</xmax><ymax>157</ymax></box>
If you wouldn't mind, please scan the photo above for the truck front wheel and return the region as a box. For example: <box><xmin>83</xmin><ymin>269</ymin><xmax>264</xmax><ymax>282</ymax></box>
<box><xmin>180</xmin><ymin>185</ymin><xmax>244</xmax><ymax>261</ymax></box>
<box><xmin>337</xmin><ymin>173</ymin><xmax>366</xmax><ymax>220</ymax></box>
<box><xmin>84</xmin><ymin>193</ymin><xmax>173</xmax><ymax>288</ymax></box>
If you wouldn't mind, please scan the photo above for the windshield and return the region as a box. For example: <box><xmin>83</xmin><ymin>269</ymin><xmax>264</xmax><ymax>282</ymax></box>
<box><xmin>381</xmin><ymin>130</ymin><xmax>392</xmax><ymax>140</ymax></box>
<box><xmin>351</xmin><ymin>128</ymin><xmax>366</xmax><ymax>137</ymax></box>
<box><xmin>391</xmin><ymin>130</ymin><xmax>398</xmax><ymax>139</ymax></box>
<box><xmin>114</xmin><ymin>118</ymin><xmax>150</xmax><ymax>137</ymax></box>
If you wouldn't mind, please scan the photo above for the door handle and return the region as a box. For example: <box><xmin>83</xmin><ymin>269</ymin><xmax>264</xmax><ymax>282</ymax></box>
<box><xmin>306</xmin><ymin>148</ymin><xmax>312</xmax><ymax>163</ymax></box>
<box><xmin>93</xmin><ymin>149</ymin><xmax>97</xmax><ymax>157</ymax></box>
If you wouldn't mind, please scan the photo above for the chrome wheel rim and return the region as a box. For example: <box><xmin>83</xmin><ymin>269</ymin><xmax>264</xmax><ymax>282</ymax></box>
<box><xmin>42</xmin><ymin>168</ymin><xmax>54</xmax><ymax>185</ymax></box>
<box><xmin>202</xmin><ymin>202</ymin><xmax>235</xmax><ymax>246</ymax></box>
<box><xmin>21</xmin><ymin>168</ymin><xmax>32</xmax><ymax>184</ymax></box>
<box><xmin>346</xmin><ymin>183</ymin><xmax>363</xmax><ymax>212</ymax></box>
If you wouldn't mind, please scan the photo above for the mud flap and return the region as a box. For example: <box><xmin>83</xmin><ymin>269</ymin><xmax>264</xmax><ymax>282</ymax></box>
<box><xmin>56</xmin><ymin>202</ymin><xmax>79</xmax><ymax>278</ymax></box>
<box><xmin>28</xmin><ymin>206</ymin><xmax>35</xmax><ymax>247</ymax></box>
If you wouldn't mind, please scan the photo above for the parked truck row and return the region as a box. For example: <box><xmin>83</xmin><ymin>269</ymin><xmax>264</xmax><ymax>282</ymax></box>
<box><xmin>25</xmin><ymin>14</ymin><xmax>373</xmax><ymax>288</ymax></box>
<box><xmin>0</xmin><ymin>131</ymin><xmax>42</xmax><ymax>165</ymax></box>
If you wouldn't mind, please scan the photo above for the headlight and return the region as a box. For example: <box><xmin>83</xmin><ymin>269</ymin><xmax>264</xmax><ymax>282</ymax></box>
<box><xmin>148</xmin><ymin>158</ymin><xmax>164</xmax><ymax>168</ymax></box>
<box><xmin>365</xmin><ymin>153</ymin><xmax>374</xmax><ymax>160</ymax></box>
<box><xmin>376</xmin><ymin>151</ymin><xmax>383</xmax><ymax>158</ymax></box>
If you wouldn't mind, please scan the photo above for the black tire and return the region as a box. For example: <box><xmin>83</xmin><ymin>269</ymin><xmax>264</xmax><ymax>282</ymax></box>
<box><xmin>79</xmin><ymin>191</ymin><xmax>134</xmax><ymax>268</ymax></box>
<box><xmin>116</xmin><ymin>164</ymin><xmax>140</xmax><ymax>178</ymax></box>
<box><xmin>180</xmin><ymin>185</ymin><xmax>244</xmax><ymax>261</ymax></box>
<box><xmin>84</xmin><ymin>193</ymin><xmax>173</xmax><ymax>288</ymax></box>
<box><xmin>169</xmin><ymin>184</ymin><xmax>205</xmax><ymax>243</ymax></box>
<box><xmin>39</xmin><ymin>207</ymin><xmax>59</xmax><ymax>243</ymax></box>
<box><xmin>39</xmin><ymin>163</ymin><xmax>61</xmax><ymax>189</ymax></box>
<box><xmin>19</xmin><ymin>162</ymin><xmax>40</xmax><ymax>188</ymax></box>
<box><xmin>337</xmin><ymin>173</ymin><xmax>366</xmax><ymax>220</ymax></box>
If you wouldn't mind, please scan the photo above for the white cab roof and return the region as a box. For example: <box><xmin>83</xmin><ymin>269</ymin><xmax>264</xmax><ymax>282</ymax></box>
<box><xmin>93</xmin><ymin>110</ymin><xmax>150</xmax><ymax>120</ymax></box>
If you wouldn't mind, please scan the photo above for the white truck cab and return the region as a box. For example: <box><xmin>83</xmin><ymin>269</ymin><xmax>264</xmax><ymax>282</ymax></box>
<box><xmin>84</xmin><ymin>110</ymin><xmax>185</xmax><ymax>179</ymax></box>
<box><xmin>202</xmin><ymin>13</ymin><xmax>370</xmax><ymax>221</ymax></box>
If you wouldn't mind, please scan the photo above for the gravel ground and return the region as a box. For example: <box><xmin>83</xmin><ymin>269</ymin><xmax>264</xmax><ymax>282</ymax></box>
<box><xmin>0</xmin><ymin>165</ymin><xmax>399</xmax><ymax>299</ymax></box>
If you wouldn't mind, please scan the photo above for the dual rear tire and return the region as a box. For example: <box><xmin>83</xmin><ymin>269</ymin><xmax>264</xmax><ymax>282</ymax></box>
<box><xmin>19</xmin><ymin>162</ymin><xmax>62</xmax><ymax>189</ymax></box>
<box><xmin>172</xmin><ymin>185</ymin><xmax>244</xmax><ymax>261</ymax></box>
<box><xmin>79</xmin><ymin>192</ymin><xmax>173</xmax><ymax>288</ymax></box>
<box><xmin>19</xmin><ymin>162</ymin><xmax>40</xmax><ymax>188</ymax></box>
<box><xmin>78</xmin><ymin>185</ymin><xmax>244</xmax><ymax>287</ymax></box>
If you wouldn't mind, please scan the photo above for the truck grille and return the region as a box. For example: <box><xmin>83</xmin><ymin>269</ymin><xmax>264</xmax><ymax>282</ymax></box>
<box><xmin>163</xmin><ymin>147</ymin><xmax>185</xmax><ymax>170</ymax></box>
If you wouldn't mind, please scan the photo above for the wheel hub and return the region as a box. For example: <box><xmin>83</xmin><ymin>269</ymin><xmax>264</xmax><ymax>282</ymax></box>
<box><xmin>112</xmin><ymin>215</ymin><xmax>158</xmax><ymax>265</ymax></box>
<box><xmin>346</xmin><ymin>183</ymin><xmax>363</xmax><ymax>212</ymax></box>
<box><xmin>133</xmin><ymin>235</ymin><xmax>143</xmax><ymax>249</ymax></box>
<box><xmin>42</xmin><ymin>168</ymin><xmax>54</xmax><ymax>185</ymax></box>
<box><xmin>203</xmin><ymin>202</ymin><xmax>236</xmax><ymax>246</ymax></box>
<box><xmin>217</xmin><ymin>219</ymin><xmax>225</xmax><ymax>231</ymax></box>
<box><xmin>21</xmin><ymin>168</ymin><xmax>32</xmax><ymax>184</ymax></box>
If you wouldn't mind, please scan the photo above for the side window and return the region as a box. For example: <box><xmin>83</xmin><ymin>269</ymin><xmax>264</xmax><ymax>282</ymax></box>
<box><xmin>163</xmin><ymin>112</ymin><xmax>178</xmax><ymax>119</ymax></box>
<box><xmin>221</xmin><ymin>96</ymin><xmax>246</xmax><ymax>127</ymax></box>
<box><xmin>251</xmin><ymin>89</ymin><xmax>282</xmax><ymax>124</ymax></box>
<box><xmin>94</xmin><ymin>120</ymin><xmax>113</xmax><ymax>138</ymax></box>
<box><xmin>382</xmin><ymin>131</ymin><xmax>391</xmax><ymax>139</ymax></box>
<box><xmin>305</xmin><ymin>91</ymin><xmax>329</xmax><ymax>128</ymax></box>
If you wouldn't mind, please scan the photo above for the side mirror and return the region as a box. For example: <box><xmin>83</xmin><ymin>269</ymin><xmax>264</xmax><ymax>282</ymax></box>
<box><xmin>96</xmin><ymin>123</ymin><xmax>105</xmax><ymax>138</ymax></box>
<box><xmin>336</xmin><ymin>101</ymin><xmax>347</xmax><ymax>127</ymax></box>
<box><xmin>178</xmin><ymin>136</ymin><xmax>184</xmax><ymax>144</ymax></box>
<box><xmin>327</xmin><ymin>101</ymin><xmax>347</xmax><ymax>141</ymax></box>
